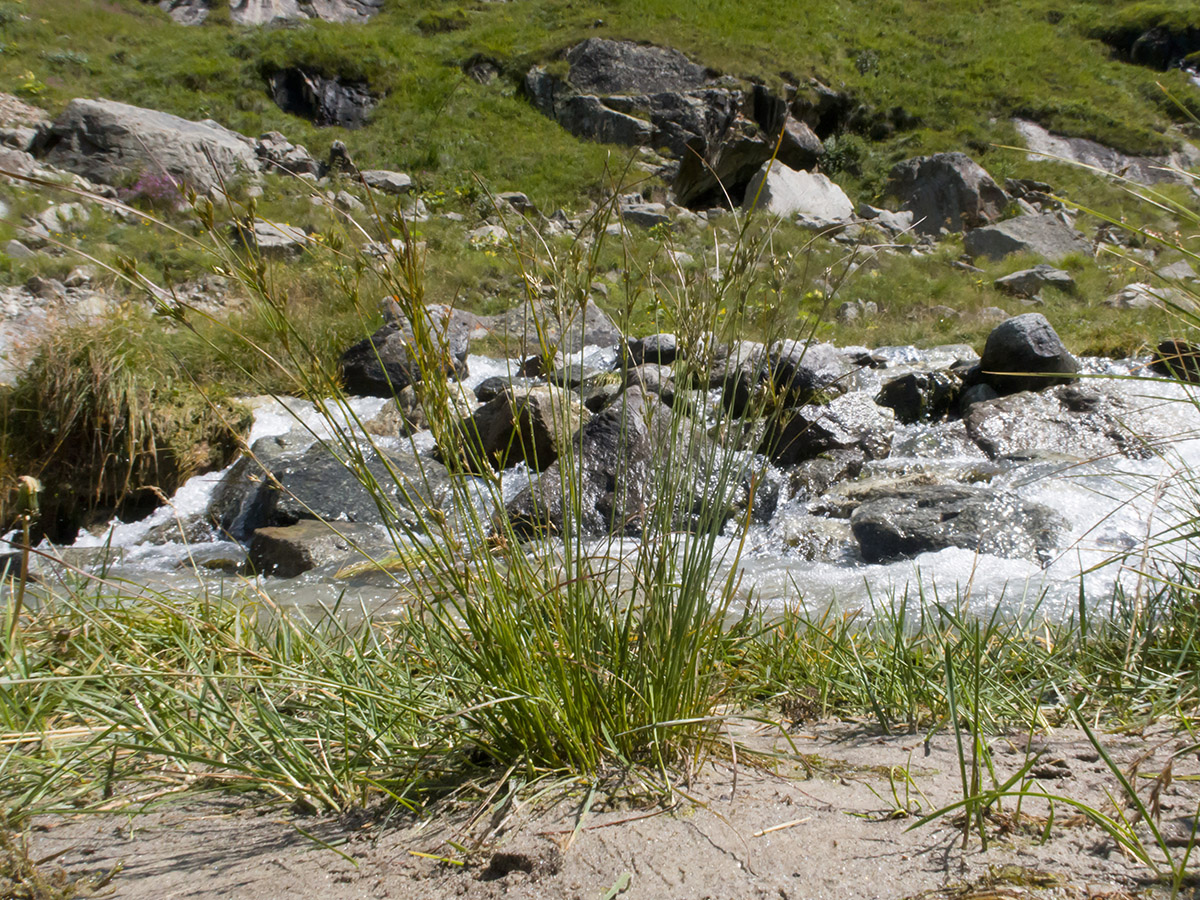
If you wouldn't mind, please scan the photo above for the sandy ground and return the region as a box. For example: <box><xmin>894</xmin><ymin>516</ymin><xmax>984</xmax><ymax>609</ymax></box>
<box><xmin>25</xmin><ymin>722</ymin><xmax>1200</xmax><ymax>900</ymax></box>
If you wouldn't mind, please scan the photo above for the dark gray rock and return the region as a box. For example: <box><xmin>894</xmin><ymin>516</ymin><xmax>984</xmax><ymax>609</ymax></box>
<box><xmin>506</xmin><ymin>387</ymin><xmax>664</xmax><ymax>537</ymax></box>
<box><xmin>850</xmin><ymin>484</ymin><xmax>1066</xmax><ymax>564</ymax></box>
<box><xmin>762</xmin><ymin>393</ymin><xmax>894</xmax><ymax>467</ymax></box>
<box><xmin>269</xmin><ymin>69</ymin><xmax>376</xmax><ymax>129</ymax></box>
<box><xmin>979</xmin><ymin>313</ymin><xmax>1078</xmax><ymax>394</ymax></box>
<box><xmin>958</xmin><ymin>382</ymin><xmax>1000</xmax><ymax>413</ymax></box>
<box><xmin>339</xmin><ymin>305</ymin><xmax>472</xmax><ymax>397</ymax></box>
<box><xmin>673</xmin><ymin>111</ymin><xmax>774</xmax><ymax>206</ymax></box>
<box><xmin>523</xmin><ymin>40</ymin><xmax>779</xmax><ymax>207</ymax></box>
<box><xmin>786</xmin><ymin>449</ymin><xmax>865</xmax><ymax>502</ymax></box>
<box><xmin>767</xmin><ymin>340</ymin><xmax>857</xmax><ymax>406</ymax></box>
<box><xmin>474</xmin><ymin>375</ymin><xmax>539</xmax><ymax>403</ymax></box>
<box><xmin>1151</xmin><ymin>339</ymin><xmax>1200</xmax><ymax>384</ymax></box>
<box><xmin>563</xmin><ymin>39</ymin><xmax>709</xmax><ymax>94</ymax></box>
<box><xmin>994</xmin><ymin>264</ymin><xmax>1075</xmax><ymax>297</ymax></box>
<box><xmin>505</xmin><ymin>387</ymin><xmax>733</xmax><ymax>537</ymax></box>
<box><xmin>964</xmin><ymin>213</ymin><xmax>1091</xmax><ymax>262</ymax></box>
<box><xmin>266</xmin><ymin>442</ymin><xmax>450</xmax><ymax>530</ymax></box>
<box><xmin>885</xmin><ymin>152</ymin><xmax>1007</xmax><ymax>236</ymax></box>
<box><xmin>552</xmin><ymin>94</ymin><xmax>655</xmax><ymax>146</ymax></box>
<box><xmin>626</xmin><ymin>333</ymin><xmax>680</xmax><ymax>366</ymax></box>
<box><xmin>710</xmin><ymin>340</ymin><xmax>767</xmax><ymax>416</ymax></box>
<box><xmin>875</xmin><ymin>370</ymin><xmax>961</xmax><ymax>424</ymax></box>
<box><xmin>41</xmin><ymin>98</ymin><xmax>260</xmax><ymax>190</ymax></box>
<box><xmin>445</xmin><ymin>386</ymin><xmax>589</xmax><ymax>473</ymax></box>
<box><xmin>246</xmin><ymin>521</ymin><xmax>385</xmax><ymax>578</ymax></box>
<box><xmin>776</xmin><ymin>115</ymin><xmax>824</xmax><ymax>171</ymax></box>
<box><xmin>209</xmin><ymin>433</ymin><xmax>452</xmax><ymax>538</ymax></box>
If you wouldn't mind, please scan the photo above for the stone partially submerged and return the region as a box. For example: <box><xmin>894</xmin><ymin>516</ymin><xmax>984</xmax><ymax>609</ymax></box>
<box><xmin>977</xmin><ymin>313</ymin><xmax>1078</xmax><ymax>395</ymax></box>
<box><xmin>850</xmin><ymin>483</ymin><xmax>1066</xmax><ymax>564</ymax></box>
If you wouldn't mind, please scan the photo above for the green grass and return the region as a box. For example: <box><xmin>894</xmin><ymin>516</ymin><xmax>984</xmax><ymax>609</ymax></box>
<box><xmin>5</xmin><ymin>0</ymin><xmax>1199</xmax><ymax>209</ymax></box>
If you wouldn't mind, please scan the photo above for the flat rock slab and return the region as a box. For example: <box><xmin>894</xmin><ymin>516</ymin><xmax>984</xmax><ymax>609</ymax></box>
<box><xmin>158</xmin><ymin>0</ymin><xmax>382</xmax><ymax>25</ymax></box>
<box><xmin>964</xmin><ymin>385</ymin><xmax>1154</xmax><ymax>461</ymax></box>
<box><xmin>963</xmin><ymin>213</ymin><xmax>1091</xmax><ymax>262</ymax></box>
<box><xmin>1014</xmin><ymin>118</ymin><xmax>1194</xmax><ymax>185</ymax></box>
<box><xmin>246</xmin><ymin>520</ymin><xmax>385</xmax><ymax>577</ymax></box>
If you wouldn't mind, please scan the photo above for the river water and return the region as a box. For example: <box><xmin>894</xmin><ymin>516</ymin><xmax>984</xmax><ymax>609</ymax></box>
<box><xmin>45</xmin><ymin>345</ymin><xmax>1200</xmax><ymax>623</ymax></box>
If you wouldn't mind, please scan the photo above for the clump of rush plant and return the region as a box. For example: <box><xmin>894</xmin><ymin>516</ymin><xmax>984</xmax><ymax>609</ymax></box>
<box><xmin>0</xmin><ymin>312</ymin><xmax>249</xmax><ymax>542</ymax></box>
<box><xmin>27</xmin><ymin>160</ymin><xmax>829</xmax><ymax>793</ymax></box>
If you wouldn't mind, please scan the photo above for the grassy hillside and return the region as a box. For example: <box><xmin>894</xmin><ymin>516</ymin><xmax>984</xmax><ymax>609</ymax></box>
<box><xmin>2</xmin><ymin>0</ymin><xmax>1199</xmax><ymax>207</ymax></box>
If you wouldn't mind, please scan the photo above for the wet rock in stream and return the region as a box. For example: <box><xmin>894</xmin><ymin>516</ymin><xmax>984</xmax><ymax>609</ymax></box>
<box><xmin>210</xmin><ymin>435</ymin><xmax>453</xmax><ymax>539</ymax></box>
<box><xmin>849</xmin><ymin>483</ymin><xmax>1067</xmax><ymax>564</ymax></box>
<box><xmin>965</xmin><ymin>385</ymin><xmax>1154</xmax><ymax>461</ymax></box>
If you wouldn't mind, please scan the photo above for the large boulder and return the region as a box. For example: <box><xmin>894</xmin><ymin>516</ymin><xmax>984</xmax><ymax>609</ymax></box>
<box><xmin>885</xmin><ymin>152</ymin><xmax>1008</xmax><ymax>236</ymax></box>
<box><xmin>505</xmin><ymin>387</ymin><xmax>734</xmax><ymax>537</ymax></box>
<box><xmin>978</xmin><ymin>313</ymin><xmax>1078</xmax><ymax>394</ymax></box>
<box><xmin>524</xmin><ymin>39</ymin><xmax>787</xmax><ymax>207</ymax></box>
<box><xmin>505</xmin><ymin>387</ymin><xmax>665</xmax><ymax>537</ymax></box>
<box><xmin>40</xmin><ymin>98</ymin><xmax>260</xmax><ymax>190</ymax></box>
<box><xmin>875</xmin><ymin>370</ymin><xmax>961</xmax><ymax>424</ymax></box>
<box><xmin>212</xmin><ymin>436</ymin><xmax>453</xmax><ymax>537</ymax></box>
<box><xmin>562</xmin><ymin>38</ymin><xmax>709</xmax><ymax>94</ymax></box>
<box><xmin>741</xmin><ymin>161</ymin><xmax>854</xmax><ymax>227</ymax></box>
<box><xmin>963</xmin><ymin>213</ymin><xmax>1092</xmax><ymax>262</ymax></box>
<box><xmin>154</xmin><ymin>0</ymin><xmax>382</xmax><ymax>25</ymax></box>
<box><xmin>850</xmin><ymin>484</ymin><xmax>1066</xmax><ymax>564</ymax></box>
